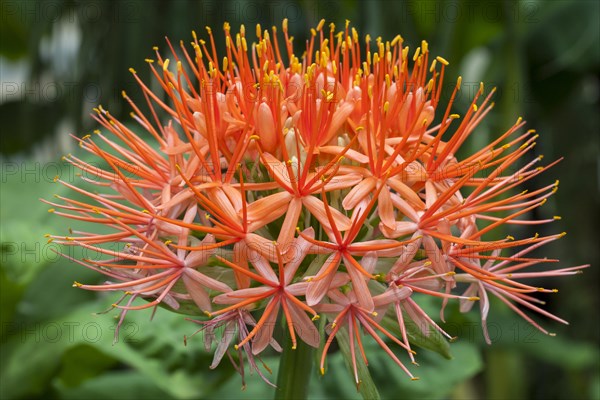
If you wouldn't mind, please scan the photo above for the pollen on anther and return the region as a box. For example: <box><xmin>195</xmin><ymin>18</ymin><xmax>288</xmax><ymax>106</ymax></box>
<box><xmin>436</xmin><ymin>56</ymin><xmax>449</xmax><ymax>65</ymax></box>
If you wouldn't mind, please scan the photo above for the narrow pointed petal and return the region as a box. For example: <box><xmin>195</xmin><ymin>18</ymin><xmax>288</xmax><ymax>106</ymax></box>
<box><xmin>306</xmin><ymin>253</ymin><xmax>342</xmax><ymax>306</ymax></box>
<box><xmin>252</xmin><ymin>300</ymin><xmax>280</xmax><ymax>354</ymax></box>
<box><xmin>182</xmin><ymin>273</ymin><xmax>211</xmax><ymax>311</ymax></box>
<box><xmin>287</xmin><ymin>300</ymin><xmax>320</xmax><ymax>347</ymax></box>
<box><xmin>303</xmin><ymin>195</ymin><xmax>351</xmax><ymax>231</ymax></box>
<box><xmin>277</xmin><ymin>198</ymin><xmax>303</xmax><ymax>254</ymax></box>
<box><xmin>342</xmin><ymin>177</ymin><xmax>376</xmax><ymax>210</ymax></box>
<box><xmin>378</xmin><ymin>187</ymin><xmax>396</xmax><ymax>229</ymax></box>
<box><xmin>184</xmin><ymin>267</ymin><xmax>233</xmax><ymax>294</ymax></box>
<box><xmin>246</xmin><ymin>191</ymin><xmax>292</xmax><ymax>229</ymax></box>
<box><xmin>344</xmin><ymin>255</ymin><xmax>374</xmax><ymax>312</ymax></box>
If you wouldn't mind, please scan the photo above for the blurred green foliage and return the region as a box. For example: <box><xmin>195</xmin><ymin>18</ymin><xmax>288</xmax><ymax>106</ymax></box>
<box><xmin>1</xmin><ymin>0</ymin><xmax>598</xmax><ymax>399</ymax></box>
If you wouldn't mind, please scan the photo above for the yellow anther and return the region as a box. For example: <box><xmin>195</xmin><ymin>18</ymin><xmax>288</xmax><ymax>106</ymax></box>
<box><xmin>391</xmin><ymin>34</ymin><xmax>402</xmax><ymax>47</ymax></box>
<box><xmin>430</xmin><ymin>59</ymin><xmax>437</xmax><ymax>73</ymax></box>
<box><xmin>144</xmin><ymin>58</ymin><xmax>154</xmax><ymax>63</ymax></box>
<box><xmin>73</xmin><ymin>281</ymin><xmax>82</xmax><ymax>287</ymax></box>
<box><xmin>468</xmin><ymin>297</ymin><xmax>480</xmax><ymax>301</ymax></box>
<box><xmin>48</xmin><ymin>208</ymin><xmax>55</xmax><ymax>213</ymax></box>
<box><xmin>554</xmin><ymin>216</ymin><xmax>561</xmax><ymax>220</ymax></box>
<box><xmin>317</xmin><ymin>19</ymin><xmax>325</xmax><ymax>31</ymax></box>
<box><xmin>413</xmin><ymin>47</ymin><xmax>420</xmax><ymax>61</ymax></box>
<box><xmin>129</xmin><ymin>67</ymin><xmax>137</xmax><ymax>74</ymax></box>
<box><xmin>436</xmin><ymin>56</ymin><xmax>449</xmax><ymax>65</ymax></box>
<box><xmin>162</xmin><ymin>59</ymin><xmax>170</xmax><ymax>71</ymax></box>
<box><xmin>311</xmin><ymin>315</ymin><xmax>320</xmax><ymax>321</ymax></box>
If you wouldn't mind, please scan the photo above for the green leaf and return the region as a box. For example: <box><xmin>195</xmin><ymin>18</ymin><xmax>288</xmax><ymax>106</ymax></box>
<box><xmin>0</xmin><ymin>266</ymin><xmax>25</xmax><ymax>341</ymax></box>
<box><xmin>57</xmin><ymin>344</ymin><xmax>118</xmax><ymax>387</ymax></box>
<box><xmin>0</xmin><ymin>298</ymin><xmax>227</xmax><ymax>399</ymax></box>
<box><xmin>54</xmin><ymin>370</ymin><xmax>173</xmax><ymax>400</ymax></box>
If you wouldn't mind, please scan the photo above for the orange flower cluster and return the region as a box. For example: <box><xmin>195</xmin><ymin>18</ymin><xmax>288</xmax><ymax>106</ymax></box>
<box><xmin>44</xmin><ymin>20</ymin><xmax>586</xmax><ymax>386</ymax></box>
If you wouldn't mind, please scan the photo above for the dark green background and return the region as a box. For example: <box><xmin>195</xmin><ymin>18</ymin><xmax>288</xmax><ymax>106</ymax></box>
<box><xmin>1</xmin><ymin>1</ymin><xmax>598</xmax><ymax>399</ymax></box>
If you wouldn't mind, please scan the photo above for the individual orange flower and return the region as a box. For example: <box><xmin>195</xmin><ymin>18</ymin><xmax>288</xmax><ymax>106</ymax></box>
<box><xmin>209</xmin><ymin>231</ymin><xmax>320</xmax><ymax>352</ymax></box>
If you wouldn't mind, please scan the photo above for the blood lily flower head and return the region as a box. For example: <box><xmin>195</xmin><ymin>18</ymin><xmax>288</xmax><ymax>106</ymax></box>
<box><xmin>43</xmin><ymin>18</ymin><xmax>588</xmax><ymax>389</ymax></box>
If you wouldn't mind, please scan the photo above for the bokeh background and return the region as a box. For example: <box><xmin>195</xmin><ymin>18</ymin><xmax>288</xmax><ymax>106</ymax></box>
<box><xmin>1</xmin><ymin>0</ymin><xmax>598</xmax><ymax>399</ymax></box>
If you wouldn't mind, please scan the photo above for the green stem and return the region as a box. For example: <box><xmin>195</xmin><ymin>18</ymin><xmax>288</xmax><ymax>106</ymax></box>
<box><xmin>274</xmin><ymin>334</ymin><xmax>315</xmax><ymax>400</ymax></box>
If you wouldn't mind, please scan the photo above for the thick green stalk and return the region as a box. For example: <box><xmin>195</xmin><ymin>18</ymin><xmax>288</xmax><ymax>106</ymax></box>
<box><xmin>274</xmin><ymin>335</ymin><xmax>315</xmax><ymax>400</ymax></box>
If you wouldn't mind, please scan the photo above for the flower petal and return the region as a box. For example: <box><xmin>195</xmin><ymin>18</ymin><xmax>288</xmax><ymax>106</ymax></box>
<box><xmin>246</xmin><ymin>191</ymin><xmax>292</xmax><ymax>228</ymax></box>
<box><xmin>287</xmin><ymin>299</ymin><xmax>320</xmax><ymax>347</ymax></box>
<box><xmin>342</xmin><ymin>177</ymin><xmax>376</xmax><ymax>210</ymax></box>
<box><xmin>303</xmin><ymin>195</ymin><xmax>351</xmax><ymax>231</ymax></box>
